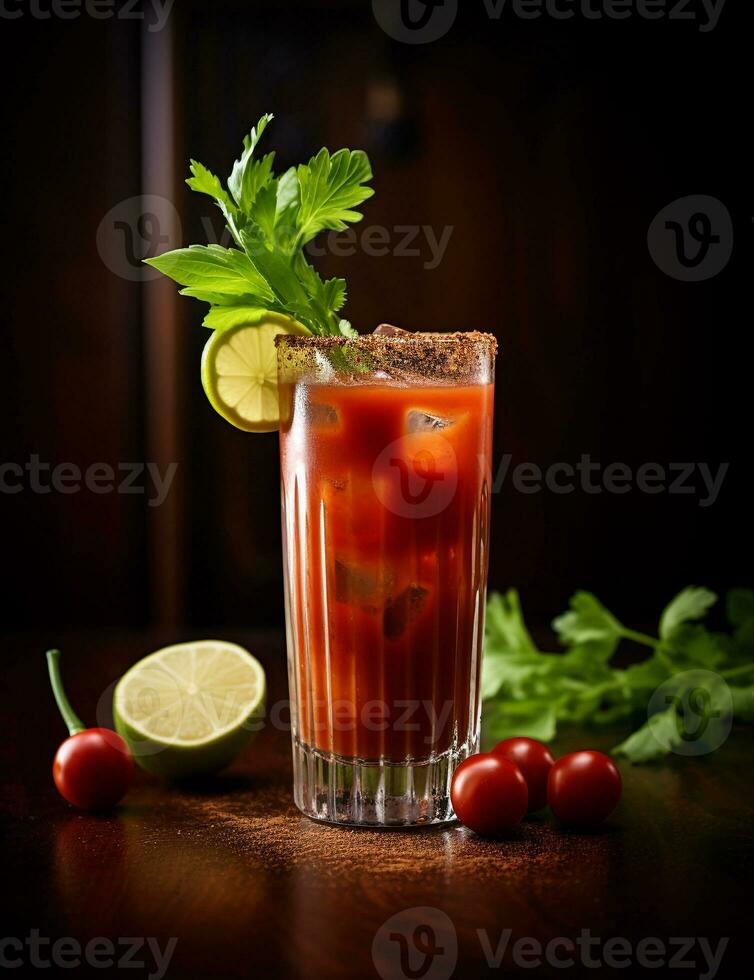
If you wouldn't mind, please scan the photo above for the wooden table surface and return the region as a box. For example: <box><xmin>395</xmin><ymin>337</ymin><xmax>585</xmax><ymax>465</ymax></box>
<box><xmin>2</xmin><ymin>630</ymin><xmax>752</xmax><ymax>979</ymax></box>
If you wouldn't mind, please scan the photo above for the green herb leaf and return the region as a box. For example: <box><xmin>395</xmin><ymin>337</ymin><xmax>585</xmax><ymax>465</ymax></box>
<box><xmin>238</xmin><ymin>226</ymin><xmax>323</xmax><ymax>333</ymax></box>
<box><xmin>145</xmin><ymin>113</ymin><xmax>374</xmax><ymax>337</ymax></box>
<box><xmin>202</xmin><ymin>306</ymin><xmax>268</xmax><ymax>332</ymax></box>
<box><xmin>482</xmin><ymin>585</ymin><xmax>754</xmax><ymax>763</ymax></box>
<box><xmin>663</xmin><ymin>624</ymin><xmax>728</xmax><ymax>669</ymax></box>
<box><xmin>295</xmin><ymin>257</ymin><xmax>347</xmax><ymax>315</ymax></box>
<box><xmin>482</xmin><ymin>700</ymin><xmax>557</xmax><ymax>746</ymax></box>
<box><xmin>622</xmin><ymin>656</ymin><xmax>670</xmax><ymax>692</ymax></box>
<box><xmin>659</xmin><ymin>586</ymin><xmax>717</xmax><ymax>640</ymax></box>
<box><xmin>552</xmin><ymin>592</ymin><xmax>623</xmax><ymax>653</ymax></box>
<box><xmin>186</xmin><ymin>160</ymin><xmax>239</xmax><ymax>232</ymax></box>
<box><xmin>726</xmin><ymin>588</ymin><xmax>754</xmax><ymax>629</ymax></box>
<box><xmin>228</xmin><ymin>114</ymin><xmax>275</xmax><ymax>210</ymax></box>
<box><xmin>731</xmin><ymin>686</ymin><xmax>754</xmax><ymax>721</ymax></box>
<box><xmin>249</xmin><ymin>169</ymin><xmax>300</xmax><ymax>250</ymax></box>
<box><xmin>179</xmin><ymin>287</ymin><xmax>263</xmax><ymax>306</ymax></box>
<box><xmin>145</xmin><ymin>244</ymin><xmax>274</xmax><ymax>301</ymax></box>
<box><xmin>295</xmin><ymin>148</ymin><xmax>374</xmax><ymax>247</ymax></box>
<box><xmin>482</xmin><ymin>590</ymin><xmax>544</xmax><ymax>701</ymax></box>
<box><xmin>487</xmin><ymin>589</ymin><xmax>539</xmax><ymax>656</ymax></box>
<box><xmin>612</xmin><ymin>706</ymin><xmax>679</xmax><ymax>763</ymax></box>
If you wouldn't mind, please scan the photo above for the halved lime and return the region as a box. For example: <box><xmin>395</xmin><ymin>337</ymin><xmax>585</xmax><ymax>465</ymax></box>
<box><xmin>200</xmin><ymin>312</ymin><xmax>308</xmax><ymax>432</ymax></box>
<box><xmin>113</xmin><ymin>640</ymin><xmax>266</xmax><ymax>779</ymax></box>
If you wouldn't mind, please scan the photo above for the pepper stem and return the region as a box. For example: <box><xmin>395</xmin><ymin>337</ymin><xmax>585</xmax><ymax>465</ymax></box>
<box><xmin>46</xmin><ymin>650</ymin><xmax>86</xmax><ymax>735</ymax></box>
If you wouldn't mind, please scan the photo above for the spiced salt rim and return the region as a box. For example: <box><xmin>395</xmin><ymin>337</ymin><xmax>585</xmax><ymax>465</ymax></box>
<box><xmin>275</xmin><ymin>331</ymin><xmax>498</xmax><ymax>383</ymax></box>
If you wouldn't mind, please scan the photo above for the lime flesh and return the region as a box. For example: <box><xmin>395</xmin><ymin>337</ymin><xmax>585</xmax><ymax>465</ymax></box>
<box><xmin>200</xmin><ymin>312</ymin><xmax>308</xmax><ymax>432</ymax></box>
<box><xmin>113</xmin><ymin>640</ymin><xmax>266</xmax><ymax>779</ymax></box>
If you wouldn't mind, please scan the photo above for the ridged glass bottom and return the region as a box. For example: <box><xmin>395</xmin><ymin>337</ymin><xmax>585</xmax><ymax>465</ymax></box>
<box><xmin>291</xmin><ymin>736</ymin><xmax>477</xmax><ymax>827</ymax></box>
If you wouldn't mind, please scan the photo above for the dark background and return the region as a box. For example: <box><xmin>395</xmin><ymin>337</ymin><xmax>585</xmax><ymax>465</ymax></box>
<box><xmin>1</xmin><ymin>0</ymin><xmax>751</xmax><ymax>634</ymax></box>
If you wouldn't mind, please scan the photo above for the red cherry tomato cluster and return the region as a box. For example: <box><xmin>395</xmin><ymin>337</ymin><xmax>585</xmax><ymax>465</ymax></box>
<box><xmin>450</xmin><ymin>737</ymin><xmax>621</xmax><ymax>835</ymax></box>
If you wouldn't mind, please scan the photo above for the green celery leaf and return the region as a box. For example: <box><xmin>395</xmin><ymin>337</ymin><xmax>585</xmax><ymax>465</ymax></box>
<box><xmin>662</xmin><ymin>624</ymin><xmax>729</xmax><ymax>669</ymax></box>
<box><xmin>659</xmin><ymin>586</ymin><xmax>717</xmax><ymax>640</ymax></box>
<box><xmin>295</xmin><ymin>147</ymin><xmax>374</xmax><ymax>246</ymax></box>
<box><xmin>145</xmin><ymin>114</ymin><xmax>368</xmax><ymax>336</ymax></box>
<box><xmin>179</xmin><ymin>287</ymin><xmax>266</xmax><ymax>306</ymax></box>
<box><xmin>228</xmin><ymin>114</ymin><xmax>275</xmax><ymax>209</ymax></box>
<box><xmin>486</xmin><ymin>589</ymin><xmax>539</xmax><ymax>656</ymax></box>
<box><xmin>202</xmin><ymin>306</ymin><xmax>269</xmax><ymax>331</ymax></box>
<box><xmin>731</xmin><ymin>686</ymin><xmax>754</xmax><ymax>721</ymax></box>
<box><xmin>621</xmin><ymin>656</ymin><xmax>670</xmax><ymax>692</ymax></box>
<box><xmin>238</xmin><ymin>226</ymin><xmax>321</xmax><ymax>333</ymax></box>
<box><xmin>249</xmin><ymin>169</ymin><xmax>300</xmax><ymax>251</ymax></box>
<box><xmin>726</xmin><ymin>588</ymin><xmax>754</xmax><ymax>629</ymax></box>
<box><xmin>552</xmin><ymin>592</ymin><xmax>623</xmax><ymax>655</ymax></box>
<box><xmin>274</xmin><ymin>168</ymin><xmax>301</xmax><ymax>236</ymax></box>
<box><xmin>615</xmin><ymin>670</ymin><xmax>733</xmax><ymax>762</ymax></box>
<box><xmin>482</xmin><ymin>590</ymin><xmax>545</xmax><ymax>701</ymax></box>
<box><xmin>481</xmin><ymin>650</ymin><xmax>547</xmax><ymax>701</ymax></box>
<box><xmin>612</xmin><ymin>706</ymin><xmax>679</xmax><ymax>763</ymax></box>
<box><xmin>145</xmin><ymin>245</ymin><xmax>274</xmax><ymax>301</ymax></box>
<box><xmin>296</xmin><ymin>257</ymin><xmax>347</xmax><ymax>314</ymax></box>
<box><xmin>238</xmin><ymin>152</ymin><xmax>276</xmax><ymax>213</ymax></box>
<box><xmin>552</xmin><ymin>640</ymin><xmax>618</xmax><ymax>675</ymax></box>
<box><xmin>338</xmin><ymin>320</ymin><xmax>358</xmax><ymax>338</ymax></box>
<box><xmin>186</xmin><ymin>160</ymin><xmax>238</xmax><ymax>228</ymax></box>
<box><xmin>481</xmin><ymin>652</ymin><xmax>549</xmax><ymax>702</ymax></box>
<box><xmin>251</xmin><ymin>182</ymin><xmax>280</xmax><ymax>242</ymax></box>
<box><xmin>481</xmin><ymin>700</ymin><xmax>557</xmax><ymax>746</ymax></box>
<box><xmin>730</xmin><ymin>620</ymin><xmax>754</xmax><ymax>666</ymax></box>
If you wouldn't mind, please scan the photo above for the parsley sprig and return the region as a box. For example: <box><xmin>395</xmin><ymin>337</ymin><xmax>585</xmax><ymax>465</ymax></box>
<box><xmin>482</xmin><ymin>586</ymin><xmax>754</xmax><ymax>762</ymax></box>
<box><xmin>145</xmin><ymin>113</ymin><xmax>374</xmax><ymax>337</ymax></box>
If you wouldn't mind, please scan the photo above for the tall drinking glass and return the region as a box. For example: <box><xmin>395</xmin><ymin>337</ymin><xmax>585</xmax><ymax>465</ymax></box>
<box><xmin>275</xmin><ymin>332</ymin><xmax>497</xmax><ymax>826</ymax></box>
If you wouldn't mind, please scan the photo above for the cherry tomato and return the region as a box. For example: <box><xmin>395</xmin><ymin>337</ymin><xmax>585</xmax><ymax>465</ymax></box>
<box><xmin>450</xmin><ymin>753</ymin><xmax>528</xmax><ymax>835</ymax></box>
<box><xmin>47</xmin><ymin>649</ymin><xmax>134</xmax><ymax>810</ymax></box>
<box><xmin>547</xmin><ymin>750</ymin><xmax>622</xmax><ymax>826</ymax></box>
<box><xmin>492</xmin><ymin>737</ymin><xmax>555</xmax><ymax>812</ymax></box>
<box><xmin>53</xmin><ymin>728</ymin><xmax>134</xmax><ymax>810</ymax></box>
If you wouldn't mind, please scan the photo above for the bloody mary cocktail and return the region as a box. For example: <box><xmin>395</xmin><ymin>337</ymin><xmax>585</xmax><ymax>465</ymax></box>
<box><xmin>144</xmin><ymin>113</ymin><xmax>500</xmax><ymax>821</ymax></box>
<box><xmin>277</xmin><ymin>332</ymin><xmax>496</xmax><ymax>826</ymax></box>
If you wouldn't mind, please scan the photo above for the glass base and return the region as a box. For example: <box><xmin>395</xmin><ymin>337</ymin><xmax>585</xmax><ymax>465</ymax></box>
<box><xmin>291</xmin><ymin>737</ymin><xmax>476</xmax><ymax>828</ymax></box>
